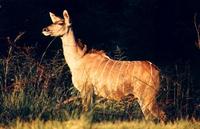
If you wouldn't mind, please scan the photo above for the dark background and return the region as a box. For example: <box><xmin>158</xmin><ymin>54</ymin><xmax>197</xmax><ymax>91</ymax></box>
<box><xmin>1</xmin><ymin>0</ymin><xmax>200</xmax><ymax>80</ymax></box>
<box><xmin>0</xmin><ymin>0</ymin><xmax>200</xmax><ymax>118</ymax></box>
<box><xmin>1</xmin><ymin>0</ymin><xmax>200</xmax><ymax>83</ymax></box>
<box><xmin>0</xmin><ymin>0</ymin><xmax>200</xmax><ymax>62</ymax></box>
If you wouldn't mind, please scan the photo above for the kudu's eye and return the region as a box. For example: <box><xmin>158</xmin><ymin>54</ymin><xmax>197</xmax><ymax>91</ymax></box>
<box><xmin>58</xmin><ymin>22</ymin><xmax>64</xmax><ymax>25</ymax></box>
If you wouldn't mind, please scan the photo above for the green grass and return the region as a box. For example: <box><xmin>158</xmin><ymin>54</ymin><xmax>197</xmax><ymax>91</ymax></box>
<box><xmin>0</xmin><ymin>119</ymin><xmax>199</xmax><ymax>129</ymax></box>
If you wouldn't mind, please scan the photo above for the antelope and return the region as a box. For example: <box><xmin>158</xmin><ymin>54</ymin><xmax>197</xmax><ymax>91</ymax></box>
<box><xmin>42</xmin><ymin>10</ymin><xmax>166</xmax><ymax>122</ymax></box>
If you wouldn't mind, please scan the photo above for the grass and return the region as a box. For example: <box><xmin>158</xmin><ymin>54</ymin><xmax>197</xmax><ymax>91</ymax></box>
<box><xmin>0</xmin><ymin>36</ymin><xmax>78</xmax><ymax>124</ymax></box>
<box><xmin>0</xmin><ymin>36</ymin><xmax>142</xmax><ymax>125</ymax></box>
<box><xmin>0</xmin><ymin>35</ymin><xmax>200</xmax><ymax>128</ymax></box>
<box><xmin>0</xmin><ymin>119</ymin><xmax>199</xmax><ymax>129</ymax></box>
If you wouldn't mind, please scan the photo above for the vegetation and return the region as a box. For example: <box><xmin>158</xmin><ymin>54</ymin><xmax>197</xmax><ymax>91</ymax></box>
<box><xmin>0</xmin><ymin>35</ymin><xmax>199</xmax><ymax>128</ymax></box>
<box><xmin>0</xmin><ymin>36</ymin><xmax>142</xmax><ymax>125</ymax></box>
<box><xmin>0</xmin><ymin>119</ymin><xmax>200</xmax><ymax>129</ymax></box>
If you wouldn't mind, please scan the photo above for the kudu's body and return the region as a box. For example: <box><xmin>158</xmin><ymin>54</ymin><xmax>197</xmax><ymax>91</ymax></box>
<box><xmin>42</xmin><ymin>10</ymin><xmax>166</xmax><ymax>122</ymax></box>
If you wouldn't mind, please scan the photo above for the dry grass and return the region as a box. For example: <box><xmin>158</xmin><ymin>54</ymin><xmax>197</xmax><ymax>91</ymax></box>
<box><xmin>0</xmin><ymin>34</ymin><xmax>200</xmax><ymax>127</ymax></box>
<box><xmin>0</xmin><ymin>119</ymin><xmax>199</xmax><ymax>129</ymax></box>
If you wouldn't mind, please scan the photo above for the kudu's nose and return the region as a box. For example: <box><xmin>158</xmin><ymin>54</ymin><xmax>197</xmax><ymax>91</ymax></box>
<box><xmin>42</xmin><ymin>28</ymin><xmax>48</xmax><ymax>32</ymax></box>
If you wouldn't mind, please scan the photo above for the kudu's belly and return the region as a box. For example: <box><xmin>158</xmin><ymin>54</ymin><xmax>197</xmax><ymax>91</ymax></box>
<box><xmin>94</xmin><ymin>83</ymin><xmax>135</xmax><ymax>101</ymax></box>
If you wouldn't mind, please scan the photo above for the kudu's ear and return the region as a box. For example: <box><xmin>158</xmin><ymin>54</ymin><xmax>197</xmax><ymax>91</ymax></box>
<box><xmin>49</xmin><ymin>12</ymin><xmax>61</xmax><ymax>23</ymax></box>
<box><xmin>63</xmin><ymin>10</ymin><xmax>71</xmax><ymax>26</ymax></box>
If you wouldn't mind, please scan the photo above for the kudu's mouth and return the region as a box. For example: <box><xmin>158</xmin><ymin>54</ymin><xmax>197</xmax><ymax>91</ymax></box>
<box><xmin>42</xmin><ymin>27</ymin><xmax>51</xmax><ymax>36</ymax></box>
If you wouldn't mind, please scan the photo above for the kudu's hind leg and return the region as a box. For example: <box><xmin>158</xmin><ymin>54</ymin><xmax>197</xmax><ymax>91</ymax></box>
<box><xmin>138</xmin><ymin>97</ymin><xmax>166</xmax><ymax>123</ymax></box>
<box><xmin>138</xmin><ymin>100</ymin><xmax>154</xmax><ymax>120</ymax></box>
<box><xmin>148</xmin><ymin>101</ymin><xmax>166</xmax><ymax>123</ymax></box>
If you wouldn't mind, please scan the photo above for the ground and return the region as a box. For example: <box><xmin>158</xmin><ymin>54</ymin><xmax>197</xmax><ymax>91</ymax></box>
<box><xmin>0</xmin><ymin>119</ymin><xmax>200</xmax><ymax>129</ymax></box>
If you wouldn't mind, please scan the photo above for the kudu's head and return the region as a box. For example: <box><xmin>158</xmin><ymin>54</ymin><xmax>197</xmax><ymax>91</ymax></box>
<box><xmin>42</xmin><ymin>10</ymin><xmax>71</xmax><ymax>37</ymax></box>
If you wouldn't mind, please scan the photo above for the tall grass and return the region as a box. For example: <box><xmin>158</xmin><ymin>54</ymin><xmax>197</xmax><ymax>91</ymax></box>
<box><xmin>0</xmin><ymin>36</ymin><xmax>80</xmax><ymax>124</ymax></box>
<box><xmin>0</xmin><ymin>34</ymin><xmax>199</xmax><ymax>125</ymax></box>
<box><xmin>159</xmin><ymin>61</ymin><xmax>200</xmax><ymax>120</ymax></box>
<box><xmin>0</xmin><ymin>36</ymin><xmax>142</xmax><ymax>125</ymax></box>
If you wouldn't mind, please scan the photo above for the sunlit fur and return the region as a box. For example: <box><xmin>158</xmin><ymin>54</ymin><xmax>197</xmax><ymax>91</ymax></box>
<box><xmin>42</xmin><ymin>10</ymin><xmax>166</xmax><ymax>123</ymax></box>
<box><xmin>42</xmin><ymin>11</ymin><xmax>71</xmax><ymax>37</ymax></box>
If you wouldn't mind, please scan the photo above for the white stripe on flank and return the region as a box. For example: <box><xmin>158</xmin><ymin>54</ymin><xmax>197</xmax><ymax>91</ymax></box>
<box><xmin>115</xmin><ymin>61</ymin><xmax>124</xmax><ymax>91</ymax></box>
<box><xmin>125</xmin><ymin>61</ymin><xmax>130</xmax><ymax>74</ymax></box>
<box><xmin>97</xmin><ymin>59</ymin><xmax>110</xmax><ymax>93</ymax></box>
<box><xmin>99</xmin><ymin>59</ymin><xmax>110</xmax><ymax>81</ymax></box>
<box><xmin>92</xmin><ymin>57</ymin><xmax>105</xmax><ymax>95</ymax></box>
<box><xmin>148</xmin><ymin>61</ymin><xmax>153</xmax><ymax>84</ymax></box>
<box><xmin>132</xmin><ymin>61</ymin><xmax>142</xmax><ymax>97</ymax></box>
<box><xmin>106</xmin><ymin>60</ymin><xmax>118</xmax><ymax>90</ymax></box>
<box><xmin>131</xmin><ymin>61</ymin><xmax>135</xmax><ymax>82</ymax></box>
<box><xmin>132</xmin><ymin>61</ymin><xmax>143</xmax><ymax>97</ymax></box>
<box><xmin>93</xmin><ymin>57</ymin><xmax>105</xmax><ymax>77</ymax></box>
<box><xmin>122</xmin><ymin>61</ymin><xmax>130</xmax><ymax>93</ymax></box>
<box><xmin>94</xmin><ymin>59</ymin><xmax>110</xmax><ymax>97</ymax></box>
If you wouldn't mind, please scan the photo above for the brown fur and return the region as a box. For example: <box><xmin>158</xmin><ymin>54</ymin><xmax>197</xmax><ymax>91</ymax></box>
<box><xmin>71</xmin><ymin>53</ymin><xmax>166</xmax><ymax>122</ymax></box>
<box><xmin>42</xmin><ymin>10</ymin><xmax>166</xmax><ymax>123</ymax></box>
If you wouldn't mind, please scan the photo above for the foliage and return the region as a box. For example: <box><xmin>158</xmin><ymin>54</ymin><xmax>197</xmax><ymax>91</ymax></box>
<box><xmin>0</xmin><ymin>36</ymin><xmax>80</xmax><ymax>124</ymax></box>
<box><xmin>159</xmin><ymin>62</ymin><xmax>200</xmax><ymax>120</ymax></box>
<box><xmin>0</xmin><ymin>36</ymin><xmax>143</xmax><ymax>125</ymax></box>
<box><xmin>0</xmin><ymin>35</ymin><xmax>199</xmax><ymax>125</ymax></box>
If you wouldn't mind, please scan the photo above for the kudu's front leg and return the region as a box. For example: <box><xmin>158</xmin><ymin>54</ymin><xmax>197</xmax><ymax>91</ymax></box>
<box><xmin>80</xmin><ymin>84</ymin><xmax>95</xmax><ymax>112</ymax></box>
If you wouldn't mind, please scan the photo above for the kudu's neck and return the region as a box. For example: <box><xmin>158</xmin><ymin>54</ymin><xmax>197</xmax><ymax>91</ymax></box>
<box><xmin>60</xmin><ymin>28</ymin><xmax>84</xmax><ymax>69</ymax></box>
